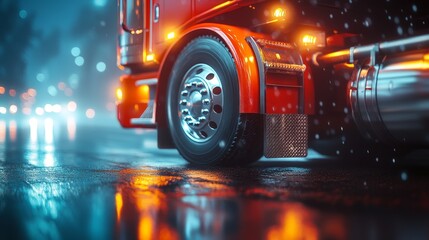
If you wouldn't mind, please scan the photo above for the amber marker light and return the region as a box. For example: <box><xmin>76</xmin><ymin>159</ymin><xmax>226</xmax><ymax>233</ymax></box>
<box><xmin>167</xmin><ymin>31</ymin><xmax>175</xmax><ymax>40</ymax></box>
<box><xmin>116</xmin><ymin>88</ymin><xmax>123</xmax><ymax>102</ymax></box>
<box><xmin>302</xmin><ymin>34</ymin><xmax>317</xmax><ymax>46</ymax></box>
<box><xmin>273</xmin><ymin>7</ymin><xmax>286</xmax><ymax>18</ymax></box>
<box><xmin>146</xmin><ymin>53</ymin><xmax>155</xmax><ymax>62</ymax></box>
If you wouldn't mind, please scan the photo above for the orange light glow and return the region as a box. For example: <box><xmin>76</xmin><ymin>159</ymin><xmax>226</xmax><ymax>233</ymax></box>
<box><xmin>166</xmin><ymin>32</ymin><xmax>175</xmax><ymax>40</ymax></box>
<box><xmin>139</xmin><ymin>216</ymin><xmax>153</xmax><ymax>240</ymax></box>
<box><xmin>9</xmin><ymin>120</ymin><xmax>17</xmax><ymax>142</ymax></box>
<box><xmin>302</xmin><ymin>34</ymin><xmax>317</xmax><ymax>45</ymax></box>
<box><xmin>146</xmin><ymin>54</ymin><xmax>155</xmax><ymax>62</ymax></box>
<box><xmin>138</xmin><ymin>85</ymin><xmax>150</xmax><ymax>102</ymax></box>
<box><xmin>384</xmin><ymin>60</ymin><xmax>429</xmax><ymax>70</ymax></box>
<box><xmin>212</xmin><ymin>1</ymin><xmax>233</xmax><ymax>11</ymax></box>
<box><xmin>267</xmin><ymin>205</ymin><xmax>318</xmax><ymax>240</ymax></box>
<box><xmin>273</xmin><ymin>7</ymin><xmax>286</xmax><ymax>18</ymax></box>
<box><xmin>0</xmin><ymin>121</ymin><xmax>5</xmax><ymax>143</ymax></box>
<box><xmin>28</xmin><ymin>88</ymin><xmax>37</xmax><ymax>97</ymax></box>
<box><xmin>0</xmin><ymin>86</ymin><xmax>5</xmax><ymax>94</ymax></box>
<box><xmin>67</xmin><ymin>118</ymin><xmax>76</xmax><ymax>141</ymax></box>
<box><xmin>115</xmin><ymin>192</ymin><xmax>123</xmax><ymax>221</ymax></box>
<box><xmin>116</xmin><ymin>88</ymin><xmax>123</xmax><ymax>101</ymax></box>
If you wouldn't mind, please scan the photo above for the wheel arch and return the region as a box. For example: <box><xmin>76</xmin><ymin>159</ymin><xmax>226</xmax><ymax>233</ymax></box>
<box><xmin>156</xmin><ymin>24</ymin><xmax>262</xmax><ymax>148</ymax></box>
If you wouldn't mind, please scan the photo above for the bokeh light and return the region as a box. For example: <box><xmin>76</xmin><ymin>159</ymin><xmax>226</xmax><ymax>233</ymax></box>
<box><xmin>9</xmin><ymin>105</ymin><xmax>18</xmax><ymax>114</ymax></box>
<box><xmin>75</xmin><ymin>56</ymin><xmax>85</xmax><ymax>66</ymax></box>
<box><xmin>71</xmin><ymin>47</ymin><xmax>81</xmax><ymax>57</ymax></box>
<box><xmin>86</xmin><ymin>108</ymin><xmax>96</xmax><ymax>119</ymax></box>
<box><xmin>67</xmin><ymin>101</ymin><xmax>77</xmax><ymax>112</ymax></box>
<box><xmin>96</xmin><ymin>62</ymin><xmax>106</xmax><ymax>72</ymax></box>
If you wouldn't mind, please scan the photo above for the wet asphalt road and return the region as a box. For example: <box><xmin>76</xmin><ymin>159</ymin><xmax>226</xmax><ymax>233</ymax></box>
<box><xmin>1</xmin><ymin>117</ymin><xmax>429</xmax><ymax>240</ymax></box>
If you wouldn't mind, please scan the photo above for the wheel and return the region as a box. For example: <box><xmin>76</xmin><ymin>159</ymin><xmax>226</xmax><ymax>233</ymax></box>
<box><xmin>166</xmin><ymin>36</ymin><xmax>263</xmax><ymax>165</ymax></box>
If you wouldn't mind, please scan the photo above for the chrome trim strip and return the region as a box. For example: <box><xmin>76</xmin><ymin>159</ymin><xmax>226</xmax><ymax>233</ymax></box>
<box><xmin>135</xmin><ymin>78</ymin><xmax>158</xmax><ymax>86</ymax></box>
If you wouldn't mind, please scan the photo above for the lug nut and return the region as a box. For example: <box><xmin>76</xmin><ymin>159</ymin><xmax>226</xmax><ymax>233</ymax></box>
<box><xmin>181</xmin><ymin>109</ymin><xmax>189</xmax><ymax>115</ymax></box>
<box><xmin>184</xmin><ymin>116</ymin><xmax>192</xmax><ymax>122</ymax></box>
<box><xmin>180</xmin><ymin>100</ymin><xmax>187</xmax><ymax>106</ymax></box>
<box><xmin>185</xmin><ymin>83</ymin><xmax>192</xmax><ymax>89</ymax></box>
<box><xmin>181</xmin><ymin>90</ymin><xmax>188</xmax><ymax>96</ymax></box>
<box><xmin>198</xmin><ymin>116</ymin><xmax>206</xmax><ymax>122</ymax></box>
<box><xmin>201</xmin><ymin>109</ymin><xmax>209</xmax><ymax>115</ymax></box>
<box><xmin>191</xmin><ymin>81</ymin><xmax>197</xmax><ymax>86</ymax></box>
<box><xmin>192</xmin><ymin>121</ymin><xmax>201</xmax><ymax>126</ymax></box>
<box><xmin>202</xmin><ymin>99</ymin><xmax>210</xmax><ymax>105</ymax></box>
<box><xmin>200</xmin><ymin>89</ymin><xmax>208</xmax><ymax>95</ymax></box>
<box><xmin>197</xmin><ymin>82</ymin><xmax>204</xmax><ymax>88</ymax></box>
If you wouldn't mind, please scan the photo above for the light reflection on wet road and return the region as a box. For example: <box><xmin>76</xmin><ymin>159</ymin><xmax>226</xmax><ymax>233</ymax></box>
<box><xmin>1</xmin><ymin>118</ymin><xmax>429</xmax><ymax>240</ymax></box>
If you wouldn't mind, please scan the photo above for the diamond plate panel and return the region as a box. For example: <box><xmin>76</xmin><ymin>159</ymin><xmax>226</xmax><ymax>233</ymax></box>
<box><xmin>264</xmin><ymin>114</ymin><xmax>308</xmax><ymax>158</ymax></box>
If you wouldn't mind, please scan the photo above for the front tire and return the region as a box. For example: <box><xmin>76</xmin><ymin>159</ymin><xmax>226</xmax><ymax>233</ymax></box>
<box><xmin>166</xmin><ymin>36</ymin><xmax>262</xmax><ymax>165</ymax></box>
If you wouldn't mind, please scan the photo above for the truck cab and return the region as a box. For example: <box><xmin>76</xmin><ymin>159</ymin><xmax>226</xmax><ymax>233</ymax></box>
<box><xmin>116</xmin><ymin>0</ymin><xmax>429</xmax><ymax>165</ymax></box>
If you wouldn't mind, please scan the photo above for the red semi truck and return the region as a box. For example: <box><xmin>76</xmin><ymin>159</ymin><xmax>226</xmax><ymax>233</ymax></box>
<box><xmin>115</xmin><ymin>0</ymin><xmax>429</xmax><ymax>165</ymax></box>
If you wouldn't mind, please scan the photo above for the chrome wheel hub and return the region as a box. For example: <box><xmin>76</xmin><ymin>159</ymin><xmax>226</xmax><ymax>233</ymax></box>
<box><xmin>178</xmin><ymin>63</ymin><xmax>224</xmax><ymax>142</ymax></box>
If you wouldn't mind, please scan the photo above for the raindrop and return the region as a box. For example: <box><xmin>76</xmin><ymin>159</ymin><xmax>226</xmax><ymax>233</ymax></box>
<box><xmin>397</xmin><ymin>26</ymin><xmax>403</xmax><ymax>35</ymax></box>
<box><xmin>392</xmin><ymin>158</ymin><xmax>396</xmax><ymax>163</ymax></box>
<box><xmin>401</xmin><ymin>172</ymin><xmax>408</xmax><ymax>181</ymax></box>
<box><xmin>412</xmin><ymin>4</ymin><xmax>417</xmax><ymax>12</ymax></box>
<box><xmin>394</xmin><ymin>17</ymin><xmax>400</xmax><ymax>24</ymax></box>
<box><xmin>375</xmin><ymin>157</ymin><xmax>379</xmax><ymax>162</ymax></box>
<box><xmin>319</xmin><ymin>101</ymin><xmax>324</xmax><ymax>107</ymax></box>
<box><xmin>219</xmin><ymin>140</ymin><xmax>225</xmax><ymax>148</ymax></box>
<box><xmin>329</xmin><ymin>14</ymin><xmax>333</xmax><ymax>19</ymax></box>
<box><xmin>336</xmin><ymin>150</ymin><xmax>340</xmax><ymax>155</ymax></box>
<box><xmin>315</xmin><ymin>134</ymin><xmax>320</xmax><ymax>140</ymax></box>
<box><xmin>363</xmin><ymin>17</ymin><xmax>372</xmax><ymax>27</ymax></box>
<box><xmin>344</xmin><ymin>23</ymin><xmax>349</xmax><ymax>29</ymax></box>
<box><xmin>343</xmin><ymin>108</ymin><xmax>349</xmax><ymax>114</ymax></box>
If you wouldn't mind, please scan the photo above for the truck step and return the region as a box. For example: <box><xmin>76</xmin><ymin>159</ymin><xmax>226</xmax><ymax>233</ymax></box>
<box><xmin>130</xmin><ymin>100</ymin><xmax>155</xmax><ymax>127</ymax></box>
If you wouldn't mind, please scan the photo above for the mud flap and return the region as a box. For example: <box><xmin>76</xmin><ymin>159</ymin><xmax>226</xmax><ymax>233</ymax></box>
<box><xmin>264</xmin><ymin>114</ymin><xmax>308</xmax><ymax>158</ymax></box>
